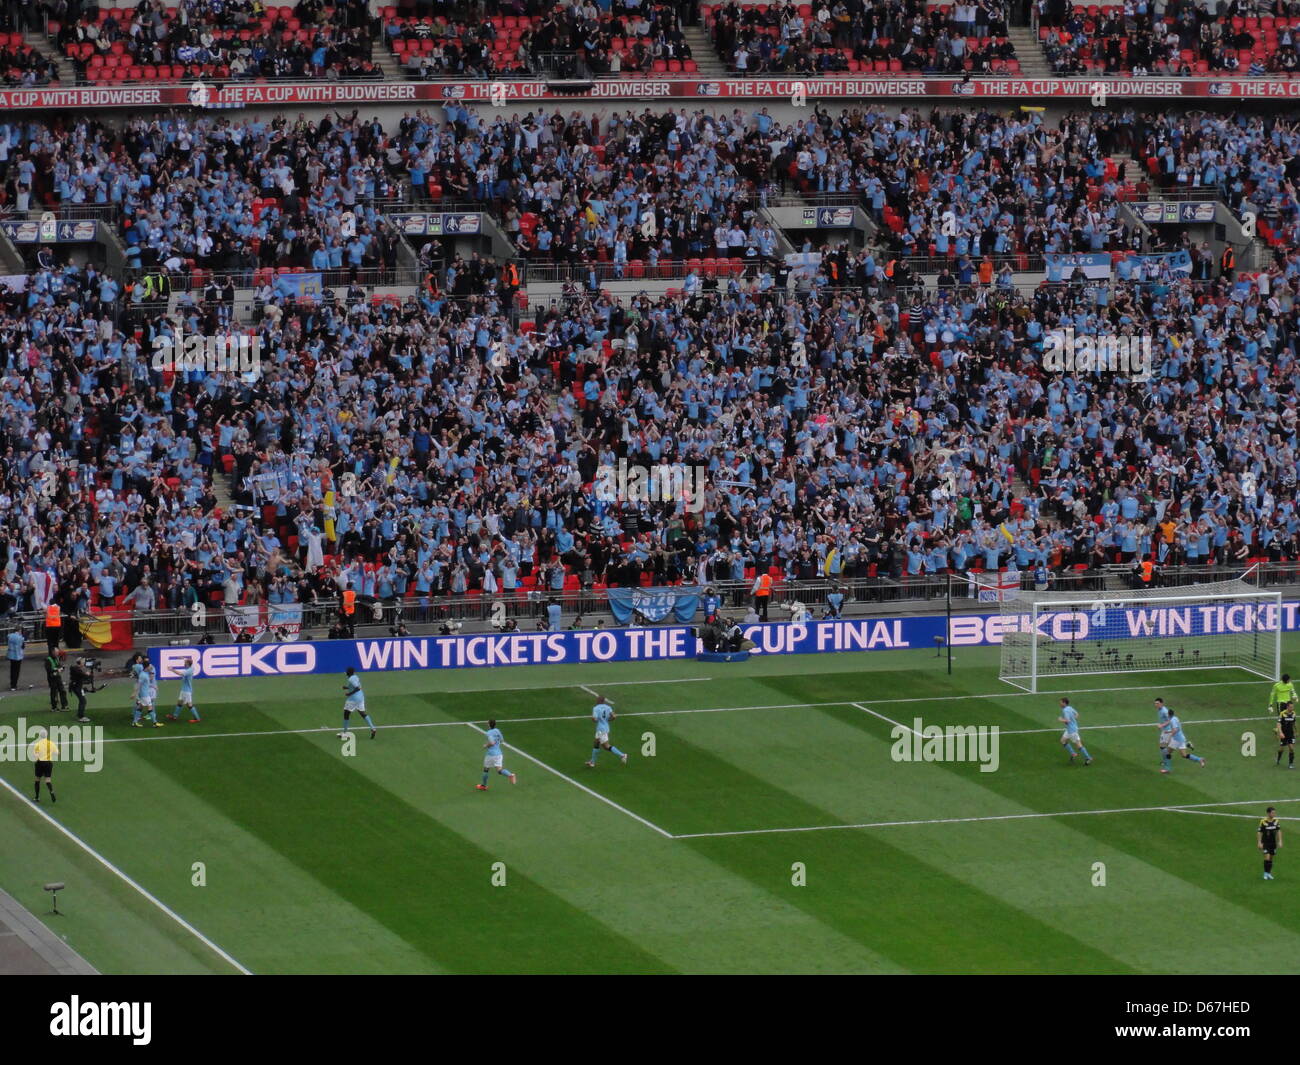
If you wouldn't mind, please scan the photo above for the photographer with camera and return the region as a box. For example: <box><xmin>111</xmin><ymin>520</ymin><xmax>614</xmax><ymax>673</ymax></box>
<box><xmin>44</xmin><ymin>648</ymin><xmax>69</xmax><ymax>713</ymax></box>
<box><xmin>69</xmin><ymin>656</ymin><xmax>94</xmax><ymax>722</ymax></box>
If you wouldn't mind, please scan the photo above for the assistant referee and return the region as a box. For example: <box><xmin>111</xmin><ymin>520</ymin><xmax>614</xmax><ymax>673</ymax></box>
<box><xmin>1271</xmin><ymin>674</ymin><xmax>1298</xmax><ymax>713</ymax></box>
<box><xmin>31</xmin><ymin>728</ymin><xmax>57</xmax><ymax>804</ymax></box>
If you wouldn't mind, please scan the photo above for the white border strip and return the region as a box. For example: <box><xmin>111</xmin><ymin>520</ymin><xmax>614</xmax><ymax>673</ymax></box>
<box><xmin>0</xmin><ymin>774</ymin><xmax>252</xmax><ymax>974</ymax></box>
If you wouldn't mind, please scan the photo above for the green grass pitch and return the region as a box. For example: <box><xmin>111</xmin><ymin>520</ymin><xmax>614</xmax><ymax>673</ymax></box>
<box><xmin>2</xmin><ymin>640</ymin><xmax>1299</xmax><ymax>975</ymax></box>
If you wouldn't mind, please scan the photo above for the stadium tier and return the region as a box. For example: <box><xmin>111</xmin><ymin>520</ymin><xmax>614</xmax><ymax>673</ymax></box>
<box><xmin>1038</xmin><ymin>2</ymin><xmax>1300</xmax><ymax>76</ymax></box>
<box><xmin>706</xmin><ymin>0</ymin><xmax>1020</xmax><ymax>75</ymax></box>
<box><xmin>49</xmin><ymin>0</ymin><xmax>380</xmax><ymax>84</ymax></box>
<box><xmin>3</xmin><ymin>0</ymin><xmax>1300</xmax><ymax>987</ymax></box>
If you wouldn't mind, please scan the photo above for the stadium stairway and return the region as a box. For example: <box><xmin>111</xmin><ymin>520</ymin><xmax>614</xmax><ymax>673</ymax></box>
<box><xmin>1107</xmin><ymin>153</ymin><xmax>1137</xmax><ymax>186</ymax></box>
<box><xmin>24</xmin><ymin>30</ymin><xmax>74</xmax><ymax>84</ymax></box>
<box><xmin>374</xmin><ymin>47</ymin><xmax>405</xmax><ymax>81</ymax></box>
<box><xmin>1005</xmin><ymin>25</ymin><xmax>1052</xmax><ymax>77</ymax></box>
<box><xmin>681</xmin><ymin>25</ymin><xmax>730</xmax><ymax>78</ymax></box>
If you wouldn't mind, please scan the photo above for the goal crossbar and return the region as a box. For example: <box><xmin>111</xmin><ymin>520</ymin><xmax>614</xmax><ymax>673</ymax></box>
<box><xmin>997</xmin><ymin>578</ymin><xmax>1282</xmax><ymax>693</ymax></box>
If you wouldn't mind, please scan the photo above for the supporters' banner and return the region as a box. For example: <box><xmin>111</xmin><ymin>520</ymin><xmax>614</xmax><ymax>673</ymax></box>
<box><xmin>976</xmin><ymin>575</ymin><xmax>1022</xmax><ymax>603</ymax></box>
<box><xmin>226</xmin><ymin>603</ymin><xmax>266</xmax><ymax>641</ymax></box>
<box><xmin>1044</xmin><ymin>252</ymin><xmax>1111</xmax><ymax>282</ymax></box>
<box><xmin>273</xmin><ymin>272</ymin><xmax>324</xmax><ymax>300</ymax></box>
<box><xmin>78</xmin><ymin>609</ymin><xmax>134</xmax><ymax>651</ymax></box>
<box><xmin>1133</xmin><ymin>248</ymin><xmax>1194</xmax><ymax>277</ymax></box>
<box><xmin>785</xmin><ymin>251</ymin><xmax>821</xmax><ymax>282</ymax></box>
<box><xmin>13</xmin><ymin>78</ymin><xmax>1300</xmax><ymax>113</ymax></box>
<box><xmin>0</xmin><ymin>274</ymin><xmax>29</xmax><ymax>293</ymax></box>
<box><xmin>607</xmin><ymin>587</ymin><xmax>700</xmax><ymax>625</ymax></box>
<box><xmin>249</xmin><ymin>470</ymin><xmax>290</xmax><ymax>502</ymax></box>
<box><xmin>151</xmin><ymin>600</ymin><xmax>1300</xmax><ymax>677</ymax></box>
<box><xmin>267</xmin><ymin>603</ymin><xmax>304</xmax><ymax>641</ymax></box>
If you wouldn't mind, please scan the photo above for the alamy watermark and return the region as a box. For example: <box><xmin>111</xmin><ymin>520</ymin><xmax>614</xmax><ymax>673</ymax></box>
<box><xmin>592</xmin><ymin>459</ymin><xmax>707</xmax><ymax>514</ymax></box>
<box><xmin>0</xmin><ymin>718</ymin><xmax>104</xmax><ymax>772</ymax></box>
<box><xmin>891</xmin><ymin>719</ymin><xmax>1000</xmax><ymax>772</ymax></box>
<box><xmin>151</xmin><ymin>326</ymin><xmax>262</xmax><ymax>375</ymax></box>
<box><xmin>1042</xmin><ymin>328</ymin><xmax>1152</xmax><ymax>380</ymax></box>
<box><xmin>50</xmin><ymin>996</ymin><xmax>151</xmax><ymax>1045</ymax></box>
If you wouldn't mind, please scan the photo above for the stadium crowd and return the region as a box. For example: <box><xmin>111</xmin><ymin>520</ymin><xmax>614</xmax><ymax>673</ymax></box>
<box><xmin>0</xmin><ymin>104</ymin><xmax>1298</xmax><ymax>621</ymax></box>
<box><xmin>46</xmin><ymin>0</ymin><xmax>382</xmax><ymax>83</ymax></box>
<box><xmin>410</xmin><ymin>102</ymin><xmax>1148</xmax><ymax>270</ymax></box>
<box><xmin>0</xmin><ymin>111</ymin><xmax>407</xmax><ymax>282</ymax></box>
<box><xmin>1037</xmin><ymin>0</ymin><xmax>1300</xmax><ymax>75</ymax></box>
<box><xmin>708</xmin><ymin>0</ymin><xmax>1016</xmax><ymax>75</ymax></box>
<box><xmin>1135</xmin><ymin>110</ymin><xmax>1300</xmax><ymax>253</ymax></box>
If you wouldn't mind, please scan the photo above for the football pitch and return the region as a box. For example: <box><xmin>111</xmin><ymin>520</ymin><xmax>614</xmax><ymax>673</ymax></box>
<box><xmin>2</xmin><ymin>641</ymin><xmax>1300</xmax><ymax>975</ymax></box>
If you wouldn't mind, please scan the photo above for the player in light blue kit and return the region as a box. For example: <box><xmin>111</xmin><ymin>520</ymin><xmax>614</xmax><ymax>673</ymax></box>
<box><xmin>585</xmin><ymin>695</ymin><xmax>628</xmax><ymax>767</ymax></box>
<box><xmin>338</xmin><ymin>667</ymin><xmax>376</xmax><ymax>739</ymax></box>
<box><xmin>167</xmin><ymin>657</ymin><xmax>202</xmax><ymax>723</ymax></box>
<box><xmin>131</xmin><ymin>663</ymin><xmax>164</xmax><ymax>728</ymax></box>
<box><xmin>1160</xmin><ymin>708</ymin><xmax>1205</xmax><ymax>772</ymax></box>
<box><xmin>476</xmin><ymin>719</ymin><xmax>517</xmax><ymax>790</ymax></box>
<box><xmin>129</xmin><ymin>655</ymin><xmax>147</xmax><ymax>714</ymax></box>
<box><xmin>1057</xmin><ymin>697</ymin><xmax>1092</xmax><ymax>765</ymax></box>
<box><xmin>1155</xmin><ymin>696</ymin><xmax>1171</xmax><ymax>769</ymax></box>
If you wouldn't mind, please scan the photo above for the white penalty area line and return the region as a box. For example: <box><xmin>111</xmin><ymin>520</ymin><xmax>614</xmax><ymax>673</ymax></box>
<box><xmin>0</xmin><ymin>773</ymin><xmax>252</xmax><ymax>974</ymax></box>
<box><xmin>671</xmin><ymin>798</ymin><xmax>1300</xmax><ymax>840</ymax></box>
<box><xmin>852</xmin><ymin>702</ymin><xmax>922</xmax><ymax>736</ymax></box>
<box><xmin>463</xmin><ymin>722</ymin><xmax>674</xmax><ymax>839</ymax></box>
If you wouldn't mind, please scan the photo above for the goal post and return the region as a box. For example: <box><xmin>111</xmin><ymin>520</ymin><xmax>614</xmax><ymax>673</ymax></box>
<box><xmin>997</xmin><ymin>577</ymin><xmax>1283</xmax><ymax>693</ymax></box>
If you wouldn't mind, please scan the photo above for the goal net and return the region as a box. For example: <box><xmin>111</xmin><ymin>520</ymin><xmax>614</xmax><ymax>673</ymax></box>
<box><xmin>998</xmin><ymin>577</ymin><xmax>1282</xmax><ymax>692</ymax></box>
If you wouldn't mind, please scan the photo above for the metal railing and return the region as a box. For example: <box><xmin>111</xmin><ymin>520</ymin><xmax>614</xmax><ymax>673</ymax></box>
<box><xmin>529</xmin><ymin>51</ymin><xmax>593</xmax><ymax>80</ymax></box>
<box><xmin>8</xmin><ymin>562</ymin><xmax>1299</xmax><ymax>648</ymax></box>
<box><xmin>1136</xmin><ymin>184</ymin><xmax>1222</xmax><ymax>203</ymax></box>
<box><xmin>899</xmin><ymin>252</ymin><xmax>1046</xmax><ymax>274</ymax></box>
<box><xmin>129</xmin><ymin>264</ymin><xmax>421</xmax><ymax>294</ymax></box>
<box><xmin>524</xmin><ymin>258</ymin><xmax>757</xmax><ymax>284</ymax></box>
<box><xmin>5</xmin><ymin>203</ymin><xmax>121</xmax><ymax>223</ymax></box>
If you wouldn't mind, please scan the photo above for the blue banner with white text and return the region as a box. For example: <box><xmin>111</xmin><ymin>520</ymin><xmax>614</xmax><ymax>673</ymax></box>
<box><xmin>150</xmin><ymin>600</ymin><xmax>1300</xmax><ymax>679</ymax></box>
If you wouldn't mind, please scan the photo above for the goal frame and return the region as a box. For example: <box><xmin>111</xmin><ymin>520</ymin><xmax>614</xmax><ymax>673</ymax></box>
<box><xmin>1001</xmin><ymin>587</ymin><xmax>1283</xmax><ymax>694</ymax></box>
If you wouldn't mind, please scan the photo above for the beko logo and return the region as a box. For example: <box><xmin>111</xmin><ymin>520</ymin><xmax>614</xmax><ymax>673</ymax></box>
<box><xmin>156</xmin><ymin>645</ymin><xmax>317</xmax><ymax>678</ymax></box>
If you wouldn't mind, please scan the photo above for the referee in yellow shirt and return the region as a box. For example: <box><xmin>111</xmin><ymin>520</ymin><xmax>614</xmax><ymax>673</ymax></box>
<box><xmin>31</xmin><ymin>727</ymin><xmax>56</xmax><ymax>804</ymax></box>
<box><xmin>1271</xmin><ymin>674</ymin><xmax>1299</xmax><ymax>715</ymax></box>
